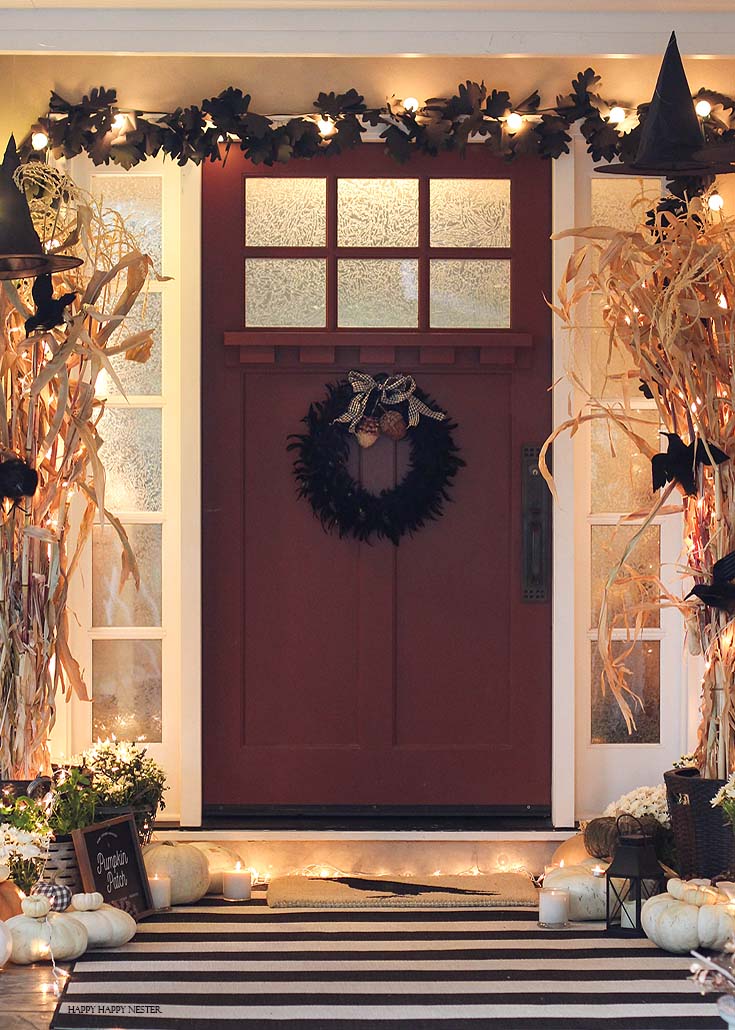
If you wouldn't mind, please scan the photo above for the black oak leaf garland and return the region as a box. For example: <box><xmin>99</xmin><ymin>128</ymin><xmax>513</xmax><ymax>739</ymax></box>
<box><xmin>22</xmin><ymin>72</ymin><xmax>735</xmax><ymax>183</ymax></box>
<box><xmin>288</xmin><ymin>375</ymin><xmax>464</xmax><ymax>545</ymax></box>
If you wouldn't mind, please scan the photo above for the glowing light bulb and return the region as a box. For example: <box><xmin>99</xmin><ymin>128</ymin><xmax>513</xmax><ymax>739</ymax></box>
<box><xmin>403</xmin><ymin>97</ymin><xmax>419</xmax><ymax>114</ymax></box>
<box><xmin>719</xmin><ymin>293</ymin><xmax>728</xmax><ymax>309</ymax></box>
<box><xmin>695</xmin><ymin>99</ymin><xmax>712</xmax><ymax>118</ymax></box>
<box><xmin>317</xmin><ymin>116</ymin><xmax>336</xmax><ymax>138</ymax></box>
<box><xmin>111</xmin><ymin>113</ymin><xmax>127</xmax><ymax>132</ymax></box>
<box><xmin>31</xmin><ymin>130</ymin><xmax>49</xmax><ymax>151</ymax></box>
<box><xmin>709</xmin><ymin>192</ymin><xmax>725</xmax><ymax>212</ymax></box>
<box><xmin>506</xmin><ymin>112</ymin><xmax>523</xmax><ymax>133</ymax></box>
<box><xmin>608</xmin><ymin>106</ymin><xmax>626</xmax><ymax>125</ymax></box>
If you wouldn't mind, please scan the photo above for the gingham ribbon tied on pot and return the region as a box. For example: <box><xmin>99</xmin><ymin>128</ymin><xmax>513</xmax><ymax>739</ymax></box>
<box><xmin>333</xmin><ymin>370</ymin><xmax>445</xmax><ymax>433</ymax></box>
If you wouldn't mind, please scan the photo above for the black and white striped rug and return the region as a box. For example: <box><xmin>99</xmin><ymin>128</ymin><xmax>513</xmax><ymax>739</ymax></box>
<box><xmin>52</xmin><ymin>892</ymin><xmax>723</xmax><ymax>1028</ymax></box>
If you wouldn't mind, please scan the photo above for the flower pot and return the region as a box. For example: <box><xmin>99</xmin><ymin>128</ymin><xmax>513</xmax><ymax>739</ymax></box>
<box><xmin>664</xmin><ymin>768</ymin><xmax>735</xmax><ymax>879</ymax></box>
<box><xmin>45</xmin><ymin>836</ymin><xmax>83</xmax><ymax>894</ymax></box>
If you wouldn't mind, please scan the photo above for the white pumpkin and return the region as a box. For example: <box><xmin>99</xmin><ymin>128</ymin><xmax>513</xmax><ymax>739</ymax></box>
<box><xmin>543</xmin><ymin>864</ymin><xmax>606</xmax><ymax>920</ymax></box>
<box><xmin>189</xmin><ymin>842</ymin><xmax>244</xmax><ymax>894</ymax></box>
<box><xmin>641</xmin><ymin>892</ymin><xmax>735</xmax><ymax>953</ymax></box>
<box><xmin>6</xmin><ymin>898</ymin><xmax>87</xmax><ymax>964</ymax></box>
<box><xmin>72</xmin><ymin>892</ymin><xmax>104</xmax><ymax>912</ymax></box>
<box><xmin>69</xmin><ymin>902</ymin><xmax>136</xmax><ymax>949</ymax></box>
<box><xmin>143</xmin><ymin>841</ymin><xmax>209</xmax><ymax>904</ymax></box>
<box><xmin>667</xmin><ymin>877</ymin><xmax>724</xmax><ymax>906</ymax></box>
<box><xmin>0</xmin><ymin>919</ymin><xmax>11</xmax><ymax>969</ymax></box>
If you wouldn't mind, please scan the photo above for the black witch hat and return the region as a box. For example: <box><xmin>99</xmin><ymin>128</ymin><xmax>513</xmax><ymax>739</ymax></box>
<box><xmin>596</xmin><ymin>32</ymin><xmax>734</xmax><ymax>178</ymax></box>
<box><xmin>0</xmin><ymin>136</ymin><xmax>82</xmax><ymax>280</ymax></box>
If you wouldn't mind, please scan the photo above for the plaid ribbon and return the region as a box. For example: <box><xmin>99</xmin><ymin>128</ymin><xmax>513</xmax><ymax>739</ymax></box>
<box><xmin>333</xmin><ymin>371</ymin><xmax>445</xmax><ymax>433</ymax></box>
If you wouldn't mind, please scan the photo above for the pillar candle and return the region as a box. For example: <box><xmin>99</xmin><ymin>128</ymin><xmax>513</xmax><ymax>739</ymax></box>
<box><xmin>538</xmin><ymin>888</ymin><xmax>569</xmax><ymax>927</ymax></box>
<box><xmin>223</xmin><ymin>862</ymin><xmax>252</xmax><ymax>901</ymax></box>
<box><xmin>149</xmin><ymin>874</ymin><xmax>171</xmax><ymax>910</ymax></box>
<box><xmin>621</xmin><ymin>899</ymin><xmax>638</xmax><ymax>930</ymax></box>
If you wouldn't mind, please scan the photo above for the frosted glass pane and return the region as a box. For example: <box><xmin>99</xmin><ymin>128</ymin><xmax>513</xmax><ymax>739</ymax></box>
<box><xmin>430</xmin><ymin>179</ymin><xmax>510</xmax><ymax>247</ymax></box>
<box><xmin>338</xmin><ymin>259</ymin><xmax>418</xmax><ymax>327</ymax></box>
<box><xmin>90</xmin><ymin>175</ymin><xmax>162</xmax><ymax>268</ymax></box>
<box><xmin>245</xmin><ymin>258</ymin><xmax>325</xmax><ymax>327</ymax></box>
<box><xmin>591</xmin><ymin>640</ymin><xmax>660</xmax><ymax>744</ymax></box>
<box><xmin>93</xmin><ymin>639</ymin><xmax>162</xmax><ymax>743</ymax></box>
<box><xmin>105</xmin><ymin>292</ymin><xmax>162</xmax><ymax>397</ymax></box>
<box><xmin>92</xmin><ymin>523</ymin><xmax>162</xmax><ymax>628</ymax></box>
<box><xmin>590</xmin><ymin>525</ymin><xmax>660</xmax><ymax>627</ymax></box>
<box><xmin>98</xmin><ymin>407</ymin><xmax>162</xmax><ymax>512</ymax></box>
<box><xmin>591</xmin><ymin>178</ymin><xmax>661</xmax><ymax>231</ymax></box>
<box><xmin>590</xmin><ymin>416</ymin><xmax>659</xmax><ymax>515</ymax></box>
<box><xmin>430</xmin><ymin>259</ymin><xmax>510</xmax><ymax>328</ymax></box>
<box><xmin>245</xmin><ymin>178</ymin><xmax>325</xmax><ymax>246</ymax></box>
<box><xmin>337</xmin><ymin>179</ymin><xmax>418</xmax><ymax>247</ymax></box>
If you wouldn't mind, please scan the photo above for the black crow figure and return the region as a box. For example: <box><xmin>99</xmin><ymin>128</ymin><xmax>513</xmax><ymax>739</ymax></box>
<box><xmin>24</xmin><ymin>274</ymin><xmax>76</xmax><ymax>337</ymax></box>
<box><xmin>688</xmin><ymin>550</ymin><xmax>735</xmax><ymax>611</ymax></box>
<box><xmin>0</xmin><ymin>459</ymin><xmax>38</xmax><ymax>501</ymax></box>
<box><xmin>651</xmin><ymin>432</ymin><xmax>729</xmax><ymax>495</ymax></box>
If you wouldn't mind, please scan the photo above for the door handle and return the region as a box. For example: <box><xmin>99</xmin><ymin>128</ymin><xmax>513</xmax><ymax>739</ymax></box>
<box><xmin>521</xmin><ymin>445</ymin><xmax>551</xmax><ymax>602</ymax></box>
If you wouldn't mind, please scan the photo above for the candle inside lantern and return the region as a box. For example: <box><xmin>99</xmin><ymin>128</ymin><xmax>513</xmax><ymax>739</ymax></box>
<box><xmin>620</xmin><ymin>899</ymin><xmax>638</xmax><ymax>930</ymax></box>
<box><xmin>223</xmin><ymin>861</ymin><xmax>252</xmax><ymax>901</ymax></box>
<box><xmin>149</xmin><ymin>873</ymin><xmax>171</xmax><ymax>910</ymax></box>
<box><xmin>538</xmin><ymin>888</ymin><xmax>569</xmax><ymax>928</ymax></box>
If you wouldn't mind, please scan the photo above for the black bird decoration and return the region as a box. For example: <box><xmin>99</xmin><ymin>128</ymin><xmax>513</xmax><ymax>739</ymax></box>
<box><xmin>0</xmin><ymin>459</ymin><xmax>38</xmax><ymax>501</ymax></box>
<box><xmin>24</xmin><ymin>274</ymin><xmax>76</xmax><ymax>337</ymax></box>
<box><xmin>687</xmin><ymin>550</ymin><xmax>735</xmax><ymax>611</ymax></box>
<box><xmin>310</xmin><ymin>876</ymin><xmax>499</xmax><ymax>898</ymax></box>
<box><xmin>651</xmin><ymin>432</ymin><xmax>729</xmax><ymax>495</ymax></box>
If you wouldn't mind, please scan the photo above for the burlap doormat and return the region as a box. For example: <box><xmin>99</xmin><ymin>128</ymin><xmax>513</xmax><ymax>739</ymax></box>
<box><xmin>267</xmin><ymin>872</ymin><xmax>539</xmax><ymax>908</ymax></box>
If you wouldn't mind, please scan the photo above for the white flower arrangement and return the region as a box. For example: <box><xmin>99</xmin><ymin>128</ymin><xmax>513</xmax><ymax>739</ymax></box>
<box><xmin>603</xmin><ymin>785</ymin><xmax>671</xmax><ymax>828</ymax></box>
<box><xmin>0</xmin><ymin>822</ymin><xmax>49</xmax><ymax>863</ymax></box>
<box><xmin>711</xmin><ymin>772</ymin><xmax>735</xmax><ymax>822</ymax></box>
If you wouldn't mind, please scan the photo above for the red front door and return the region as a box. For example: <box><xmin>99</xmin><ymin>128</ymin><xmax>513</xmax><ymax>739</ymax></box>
<box><xmin>201</xmin><ymin>147</ymin><xmax>552</xmax><ymax>814</ymax></box>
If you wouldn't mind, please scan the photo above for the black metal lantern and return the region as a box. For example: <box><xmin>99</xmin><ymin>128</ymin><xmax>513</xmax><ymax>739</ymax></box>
<box><xmin>605</xmin><ymin>815</ymin><xmax>665</xmax><ymax>934</ymax></box>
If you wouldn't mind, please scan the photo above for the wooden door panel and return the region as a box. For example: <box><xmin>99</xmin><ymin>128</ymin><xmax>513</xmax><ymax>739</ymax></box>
<box><xmin>202</xmin><ymin>147</ymin><xmax>552</xmax><ymax>813</ymax></box>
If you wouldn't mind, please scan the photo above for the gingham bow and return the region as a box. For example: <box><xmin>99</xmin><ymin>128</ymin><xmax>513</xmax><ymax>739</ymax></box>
<box><xmin>334</xmin><ymin>371</ymin><xmax>445</xmax><ymax>433</ymax></box>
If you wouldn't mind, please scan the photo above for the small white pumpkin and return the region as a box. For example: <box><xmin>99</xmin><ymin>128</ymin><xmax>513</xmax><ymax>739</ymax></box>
<box><xmin>143</xmin><ymin>841</ymin><xmax>209</xmax><ymax>904</ymax></box>
<box><xmin>71</xmin><ymin>892</ymin><xmax>104</xmax><ymax>912</ymax></box>
<box><xmin>6</xmin><ymin>899</ymin><xmax>87</xmax><ymax>964</ymax></box>
<box><xmin>0</xmin><ymin>919</ymin><xmax>11</xmax><ymax>969</ymax></box>
<box><xmin>667</xmin><ymin>877</ymin><xmax>722</xmax><ymax>907</ymax></box>
<box><xmin>189</xmin><ymin>842</ymin><xmax>244</xmax><ymax>894</ymax></box>
<box><xmin>641</xmin><ymin>893</ymin><xmax>700</xmax><ymax>954</ymax></box>
<box><xmin>69</xmin><ymin>902</ymin><xmax>136</xmax><ymax>949</ymax></box>
<box><xmin>543</xmin><ymin>864</ymin><xmax>606</xmax><ymax>920</ymax></box>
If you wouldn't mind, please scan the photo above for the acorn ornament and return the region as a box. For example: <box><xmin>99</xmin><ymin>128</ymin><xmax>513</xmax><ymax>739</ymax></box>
<box><xmin>380</xmin><ymin>410</ymin><xmax>408</xmax><ymax>441</ymax></box>
<box><xmin>356</xmin><ymin>416</ymin><xmax>380</xmax><ymax>448</ymax></box>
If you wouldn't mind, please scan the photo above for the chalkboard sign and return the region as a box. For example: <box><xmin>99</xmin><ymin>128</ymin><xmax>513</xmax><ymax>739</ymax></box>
<box><xmin>72</xmin><ymin>815</ymin><xmax>153</xmax><ymax>919</ymax></box>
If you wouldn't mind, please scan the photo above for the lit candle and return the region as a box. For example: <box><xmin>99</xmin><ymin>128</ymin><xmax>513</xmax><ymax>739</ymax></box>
<box><xmin>538</xmin><ymin>888</ymin><xmax>569</xmax><ymax>928</ymax></box>
<box><xmin>591</xmin><ymin>864</ymin><xmax>605</xmax><ymax>877</ymax></box>
<box><xmin>223</xmin><ymin>861</ymin><xmax>252</xmax><ymax>901</ymax></box>
<box><xmin>149</xmin><ymin>873</ymin><xmax>171</xmax><ymax>910</ymax></box>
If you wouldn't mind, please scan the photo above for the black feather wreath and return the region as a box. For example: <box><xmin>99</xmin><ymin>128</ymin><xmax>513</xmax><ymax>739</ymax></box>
<box><xmin>287</xmin><ymin>378</ymin><xmax>465</xmax><ymax>545</ymax></box>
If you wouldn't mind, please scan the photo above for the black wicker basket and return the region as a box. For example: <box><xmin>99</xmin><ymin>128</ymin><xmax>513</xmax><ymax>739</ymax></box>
<box><xmin>664</xmin><ymin>767</ymin><xmax>735</xmax><ymax>879</ymax></box>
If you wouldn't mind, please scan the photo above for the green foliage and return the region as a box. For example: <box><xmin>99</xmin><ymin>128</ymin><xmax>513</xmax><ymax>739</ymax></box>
<box><xmin>0</xmin><ymin>793</ymin><xmax>50</xmax><ymax>836</ymax></box>
<box><xmin>48</xmin><ymin>767</ymin><xmax>98</xmax><ymax>836</ymax></box>
<box><xmin>81</xmin><ymin>740</ymin><xmax>167</xmax><ymax>818</ymax></box>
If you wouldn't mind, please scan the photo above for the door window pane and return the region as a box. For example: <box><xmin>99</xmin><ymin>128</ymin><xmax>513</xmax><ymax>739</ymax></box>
<box><xmin>245</xmin><ymin>258</ymin><xmax>326</xmax><ymax>327</ymax></box>
<box><xmin>590</xmin><ymin>524</ymin><xmax>660</xmax><ymax>627</ymax></box>
<box><xmin>591</xmin><ymin>640</ymin><xmax>660</xmax><ymax>744</ymax></box>
<box><xmin>93</xmin><ymin>639</ymin><xmax>162</xmax><ymax>742</ymax></box>
<box><xmin>338</xmin><ymin>259</ymin><xmax>418</xmax><ymax>327</ymax></box>
<box><xmin>105</xmin><ymin>291</ymin><xmax>162</xmax><ymax>397</ymax></box>
<box><xmin>337</xmin><ymin>178</ymin><xmax>418</xmax><ymax>248</ymax></box>
<box><xmin>590</xmin><ymin>417</ymin><xmax>659</xmax><ymax>515</ymax></box>
<box><xmin>430</xmin><ymin>179</ymin><xmax>510</xmax><ymax>247</ymax></box>
<box><xmin>98</xmin><ymin>407</ymin><xmax>162</xmax><ymax>512</ymax></box>
<box><xmin>90</xmin><ymin>175</ymin><xmax>162</xmax><ymax>269</ymax></box>
<box><xmin>93</xmin><ymin>523</ymin><xmax>162</xmax><ymax>628</ymax></box>
<box><xmin>430</xmin><ymin>259</ymin><xmax>510</xmax><ymax>328</ymax></box>
<box><xmin>245</xmin><ymin>178</ymin><xmax>326</xmax><ymax>247</ymax></box>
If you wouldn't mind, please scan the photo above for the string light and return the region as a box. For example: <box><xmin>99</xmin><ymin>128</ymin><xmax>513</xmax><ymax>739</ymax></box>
<box><xmin>31</xmin><ymin>130</ymin><xmax>49</xmax><ymax>151</ymax></box>
<box><xmin>695</xmin><ymin>99</ymin><xmax>712</xmax><ymax>118</ymax></box>
<box><xmin>317</xmin><ymin>116</ymin><xmax>336</xmax><ymax>138</ymax></box>
<box><xmin>719</xmin><ymin>293</ymin><xmax>728</xmax><ymax>309</ymax></box>
<box><xmin>111</xmin><ymin>113</ymin><xmax>127</xmax><ymax>132</ymax></box>
<box><xmin>403</xmin><ymin>97</ymin><xmax>419</xmax><ymax>114</ymax></box>
<box><xmin>608</xmin><ymin>106</ymin><xmax>626</xmax><ymax>125</ymax></box>
<box><xmin>709</xmin><ymin>191</ymin><xmax>725</xmax><ymax>212</ymax></box>
<box><xmin>506</xmin><ymin>112</ymin><xmax>524</xmax><ymax>133</ymax></box>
